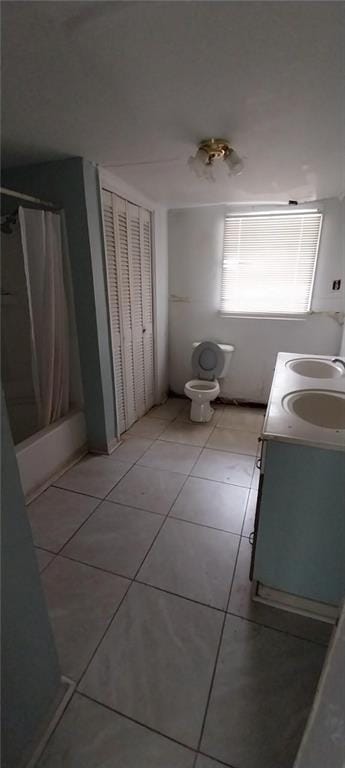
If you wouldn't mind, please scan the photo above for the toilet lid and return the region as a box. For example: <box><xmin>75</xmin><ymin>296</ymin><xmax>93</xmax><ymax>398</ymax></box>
<box><xmin>192</xmin><ymin>341</ymin><xmax>225</xmax><ymax>381</ymax></box>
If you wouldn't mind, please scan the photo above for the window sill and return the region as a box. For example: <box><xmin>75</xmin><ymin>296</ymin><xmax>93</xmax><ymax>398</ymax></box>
<box><xmin>219</xmin><ymin>312</ymin><xmax>310</xmax><ymax>321</ymax></box>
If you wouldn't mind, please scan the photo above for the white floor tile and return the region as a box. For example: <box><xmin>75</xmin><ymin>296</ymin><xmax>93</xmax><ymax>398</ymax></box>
<box><xmin>170</xmin><ymin>477</ymin><xmax>248</xmax><ymax>534</ymax></box>
<box><xmin>125</xmin><ymin>416</ymin><xmax>168</xmax><ymax>439</ymax></box>
<box><xmin>28</xmin><ymin>487</ymin><xmax>98</xmax><ymax>552</ymax></box>
<box><xmin>55</xmin><ymin>455</ymin><xmax>132</xmax><ymax>498</ymax></box>
<box><xmin>107</xmin><ymin>465</ymin><xmax>186</xmax><ymax>515</ymax></box>
<box><xmin>112</xmin><ymin>436</ymin><xmax>153</xmax><ymax>464</ymax></box>
<box><xmin>137</xmin><ymin>518</ymin><xmax>239</xmax><ymax>609</ymax></box>
<box><xmin>217</xmin><ymin>406</ymin><xmax>265</xmax><ymax>433</ymax></box>
<box><xmin>42</xmin><ymin>556</ymin><xmax>129</xmax><ymax>680</ymax></box>
<box><xmin>201</xmin><ymin>615</ymin><xmax>325</xmax><ymax>768</ymax></box>
<box><xmin>195</xmin><ymin>757</ymin><xmax>221</xmax><ymax>768</ymax></box>
<box><xmin>160</xmin><ymin>420</ymin><xmax>214</xmax><ymax>447</ymax></box>
<box><xmin>192</xmin><ymin>449</ymin><xmax>254</xmax><ymax>487</ymax></box>
<box><xmin>138</xmin><ymin>440</ymin><xmax>201</xmax><ymax>474</ymax></box>
<box><xmin>79</xmin><ymin>582</ymin><xmax>223</xmax><ymax>748</ymax></box>
<box><xmin>177</xmin><ymin>403</ymin><xmax>222</xmax><ymax>425</ymax></box>
<box><xmin>206</xmin><ymin>427</ymin><xmax>259</xmax><ymax>456</ymax></box>
<box><xmin>35</xmin><ymin>548</ymin><xmax>55</xmax><ymax>573</ymax></box>
<box><xmin>62</xmin><ymin>501</ymin><xmax>162</xmax><ymax>578</ymax></box>
<box><xmin>148</xmin><ymin>398</ymin><xmax>186</xmax><ymax>421</ymax></box>
<box><xmin>38</xmin><ymin>693</ymin><xmax>195</xmax><ymax>767</ymax></box>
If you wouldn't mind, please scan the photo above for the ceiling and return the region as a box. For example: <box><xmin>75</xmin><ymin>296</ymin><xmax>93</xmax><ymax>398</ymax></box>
<box><xmin>1</xmin><ymin>1</ymin><xmax>344</xmax><ymax>206</ymax></box>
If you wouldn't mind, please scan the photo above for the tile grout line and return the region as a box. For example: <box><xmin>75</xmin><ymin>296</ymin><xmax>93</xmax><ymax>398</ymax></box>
<box><xmin>44</xmin><ymin>436</ymin><xmax>177</xmax><ymax>561</ymax></box>
<box><xmin>73</xmin><ymin>441</ymin><xmax>198</xmax><ymax>693</ymax></box>
<box><xmin>37</xmin><ymin>496</ymin><xmax>109</xmax><ymax>561</ymax></box>
<box><xmin>192</xmin><ymin>527</ymin><xmax>243</xmax><ymax>767</ymax></box>
<box><xmin>71</xmin><ymin>434</ymin><xmax>207</xmax><ymax>693</ymax></box>
<box><xmin>224</xmin><ymin>608</ymin><xmax>330</xmax><ymax>648</ymax></box>
<box><xmin>133</xmin><ymin>579</ymin><xmax>226</xmax><ymax>614</ymax></box>
<box><xmin>38</xmin><ymin>544</ymin><xmax>330</xmax><ymax>648</ymax></box>
<box><xmin>78</xmin><ymin>690</ymin><xmax>238</xmax><ymax>768</ymax></box>
<box><xmin>164</xmin><ymin>512</ymin><xmax>245</xmax><ymax>538</ymax></box>
<box><xmin>129</xmin><ymin>439</ymin><xmax>207</xmax><ymax>583</ymax></box>
<box><xmin>77</xmin><ymin>690</ymin><xmax>199</xmax><ymax>758</ymax></box>
<box><xmin>39</xmin><ymin>541</ymin><xmax>329</xmax><ymax>648</ymax></box>
<box><xmin>46</xmin><ymin>482</ymin><xmax>253</xmax><ymax>534</ymax></box>
<box><xmin>144</xmin><ymin>436</ymin><xmax>260</xmax><ymax>457</ymax></box>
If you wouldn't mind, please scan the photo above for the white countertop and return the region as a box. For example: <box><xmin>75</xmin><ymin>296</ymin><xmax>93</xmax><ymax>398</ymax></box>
<box><xmin>262</xmin><ymin>353</ymin><xmax>345</xmax><ymax>451</ymax></box>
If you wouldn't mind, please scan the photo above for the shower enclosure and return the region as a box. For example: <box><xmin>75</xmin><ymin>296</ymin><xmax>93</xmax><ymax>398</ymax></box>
<box><xmin>1</xmin><ymin>188</ymin><xmax>86</xmax><ymax>498</ymax></box>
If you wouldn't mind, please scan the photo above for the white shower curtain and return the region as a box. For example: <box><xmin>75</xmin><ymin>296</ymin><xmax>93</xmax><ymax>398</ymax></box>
<box><xmin>19</xmin><ymin>207</ymin><xmax>70</xmax><ymax>428</ymax></box>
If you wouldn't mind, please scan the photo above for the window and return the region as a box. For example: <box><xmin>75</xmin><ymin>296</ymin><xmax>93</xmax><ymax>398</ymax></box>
<box><xmin>220</xmin><ymin>211</ymin><xmax>322</xmax><ymax>316</ymax></box>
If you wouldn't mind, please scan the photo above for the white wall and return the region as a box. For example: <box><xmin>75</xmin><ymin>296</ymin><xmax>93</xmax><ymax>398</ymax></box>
<box><xmin>154</xmin><ymin>206</ymin><xmax>169</xmax><ymax>399</ymax></box>
<box><xmin>168</xmin><ymin>199</ymin><xmax>344</xmax><ymax>403</ymax></box>
<box><xmin>294</xmin><ymin>602</ymin><xmax>345</xmax><ymax>768</ymax></box>
<box><xmin>100</xmin><ymin>169</ymin><xmax>169</xmax><ymax>405</ymax></box>
<box><xmin>340</xmin><ymin>326</ymin><xmax>345</xmax><ymax>357</ymax></box>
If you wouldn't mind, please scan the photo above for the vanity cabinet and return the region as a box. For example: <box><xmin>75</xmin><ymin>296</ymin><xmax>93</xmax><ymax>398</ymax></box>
<box><xmin>251</xmin><ymin>438</ymin><xmax>345</xmax><ymax>613</ymax></box>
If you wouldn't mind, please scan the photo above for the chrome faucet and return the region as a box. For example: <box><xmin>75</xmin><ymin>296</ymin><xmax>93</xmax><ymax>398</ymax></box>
<box><xmin>332</xmin><ymin>358</ymin><xmax>345</xmax><ymax>369</ymax></box>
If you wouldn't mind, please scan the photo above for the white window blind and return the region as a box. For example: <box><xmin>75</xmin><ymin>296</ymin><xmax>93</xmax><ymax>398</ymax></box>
<box><xmin>220</xmin><ymin>212</ymin><xmax>322</xmax><ymax>315</ymax></box>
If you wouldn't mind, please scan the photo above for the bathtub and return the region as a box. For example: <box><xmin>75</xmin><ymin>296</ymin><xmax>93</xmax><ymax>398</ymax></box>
<box><xmin>16</xmin><ymin>409</ymin><xmax>87</xmax><ymax>501</ymax></box>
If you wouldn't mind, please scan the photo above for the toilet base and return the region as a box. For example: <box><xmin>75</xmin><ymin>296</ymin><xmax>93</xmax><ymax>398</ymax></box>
<box><xmin>190</xmin><ymin>401</ymin><xmax>214</xmax><ymax>423</ymax></box>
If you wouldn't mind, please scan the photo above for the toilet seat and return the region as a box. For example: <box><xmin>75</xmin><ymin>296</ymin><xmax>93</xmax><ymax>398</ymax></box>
<box><xmin>192</xmin><ymin>341</ymin><xmax>225</xmax><ymax>381</ymax></box>
<box><xmin>184</xmin><ymin>379</ymin><xmax>219</xmax><ymax>394</ymax></box>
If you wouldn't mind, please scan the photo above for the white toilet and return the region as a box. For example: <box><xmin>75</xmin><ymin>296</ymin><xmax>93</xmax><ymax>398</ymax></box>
<box><xmin>184</xmin><ymin>341</ymin><xmax>234</xmax><ymax>422</ymax></box>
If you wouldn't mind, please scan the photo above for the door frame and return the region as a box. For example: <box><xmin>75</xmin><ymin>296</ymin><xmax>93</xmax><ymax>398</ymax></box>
<box><xmin>98</xmin><ymin>167</ymin><xmax>161</xmax><ymax>438</ymax></box>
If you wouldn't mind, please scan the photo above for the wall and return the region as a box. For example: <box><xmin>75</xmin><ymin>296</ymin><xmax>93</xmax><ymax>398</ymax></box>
<box><xmin>340</xmin><ymin>326</ymin><xmax>345</xmax><ymax>356</ymax></box>
<box><xmin>168</xmin><ymin>199</ymin><xmax>344</xmax><ymax>402</ymax></box>
<box><xmin>294</xmin><ymin>602</ymin><xmax>345</xmax><ymax>768</ymax></box>
<box><xmin>153</xmin><ymin>206</ymin><xmax>169</xmax><ymax>399</ymax></box>
<box><xmin>4</xmin><ymin>158</ymin><xmax>116</xmax><ymax>451</ymax></box>
<box><xmin>1</xmin><ymin>392</ymin><xmax>61</xmax><ymax>768</ymax></box>
<box><xmin>100</xmin><ymin>169</ymin><xmax>169</xmax><ymax>404</ymax></box>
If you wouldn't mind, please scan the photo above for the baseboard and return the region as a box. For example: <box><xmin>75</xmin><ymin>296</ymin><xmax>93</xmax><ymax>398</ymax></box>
<box><xmin>253</xmin><ymin>581</ymin><xmax>339</xmax><ymax>624</ymax></box>
<box><xmin>23</xmin><ymin>676</ymin><xmax>75</xmax><ymax>768</ymax></box>
<box><xmin>218</xmin><ymin>397</ymin><xmax>267</xmax><ymax>409</ymax></box>
<box><xmin>168</xmin><ymin>391</ymin><xmax>267</xmax><ymax>409</ymax></box>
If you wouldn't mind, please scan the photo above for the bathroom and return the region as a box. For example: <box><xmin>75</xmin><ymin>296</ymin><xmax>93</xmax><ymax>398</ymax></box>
<box><xmin>1</xmin><ymin>3</ymin><xmax>345</xmax><ymax>768</ymax></box>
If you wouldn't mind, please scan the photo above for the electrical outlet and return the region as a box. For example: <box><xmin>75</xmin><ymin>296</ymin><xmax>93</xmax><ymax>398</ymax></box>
<box><xmin>332</xmin><ymin>279</ymin><xmax>341</xmax><ymax>291</ymax></box>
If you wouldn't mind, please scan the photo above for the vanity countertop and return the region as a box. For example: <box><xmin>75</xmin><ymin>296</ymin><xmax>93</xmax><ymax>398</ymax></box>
<box><xmin>262</xmin><ymin>353</ymin><xmax>345</xmax><ymax>451</ymax></box>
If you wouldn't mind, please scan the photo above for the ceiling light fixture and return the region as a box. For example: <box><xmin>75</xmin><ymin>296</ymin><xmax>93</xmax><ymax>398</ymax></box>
<box><xmin>188</xmin><ymin>138</ymin><xmax>244</xmax><ymax>182</ymax></box>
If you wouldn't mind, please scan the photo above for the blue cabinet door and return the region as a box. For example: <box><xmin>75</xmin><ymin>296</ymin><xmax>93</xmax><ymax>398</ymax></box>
<box><xmin>253</xmin><ymin>440</ymin><xmax>345</xmax><ymax>605</ymax></box>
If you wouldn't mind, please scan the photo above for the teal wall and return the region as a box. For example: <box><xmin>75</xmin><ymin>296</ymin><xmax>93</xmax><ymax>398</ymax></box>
<box><xmin>1</xmin><ymin>393</ymin><xmax>61</xmax><ymax>767</ymax></box>
<box><xmin>3</xmin><ymin>157</ymin><xmax>117</xmax><ymax>451</ymax></box>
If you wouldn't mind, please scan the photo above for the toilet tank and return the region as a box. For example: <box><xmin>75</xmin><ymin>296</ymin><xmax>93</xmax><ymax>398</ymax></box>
<box><xmin>192</xmin><ymin>342</ymin><xmax>234</xmax><ymax>379</ymax></box>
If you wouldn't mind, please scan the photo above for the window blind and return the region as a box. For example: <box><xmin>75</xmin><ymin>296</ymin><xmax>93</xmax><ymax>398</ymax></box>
<box><xmin>220</xmin><ymin>212</ymin><xmax>322</xmax><ymax>315</ymax></box>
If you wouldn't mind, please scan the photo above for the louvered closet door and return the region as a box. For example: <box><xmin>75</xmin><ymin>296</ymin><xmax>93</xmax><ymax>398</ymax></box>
<box><xmin>102</xmin><ymin>190</ymin><xmax>126</xmax><ymax>433</ymax></box>
<box><xmin>114</xmin><ymin>195</ymin><xmax>136</xmax><ymax>428</ymax></box>
<box><xmin>127</xmin><ymin>203</ymin><xmax>146</xmax><ymax>419</ymax></box>
<box><xmin>102</xmin><ymin>190</ymin><xmax>154</xmax><ymax>433</ymax></box>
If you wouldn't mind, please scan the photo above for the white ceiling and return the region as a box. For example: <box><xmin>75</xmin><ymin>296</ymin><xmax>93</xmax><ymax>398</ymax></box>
<box><xmin>2</xmin><ymin>1</ymin><xmax>344</xmax><ymax>206</ymax></box>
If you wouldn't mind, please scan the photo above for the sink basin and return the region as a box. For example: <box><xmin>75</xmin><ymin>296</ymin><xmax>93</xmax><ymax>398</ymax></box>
<box><xmin>283</xmin><ymin>390</ymin><xmax>345</xmax><ymax>429</ymax></box>
<box><xmin>286</xmin><ymin>358</ymin><xmax>344</xmax><ymax>379</ymax></box>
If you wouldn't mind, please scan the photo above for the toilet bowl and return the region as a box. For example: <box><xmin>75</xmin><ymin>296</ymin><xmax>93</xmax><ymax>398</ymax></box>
<box><xmin>184</xmin><ymin>378</ymin><xmax>220</xmax><ymax>423</ymax></box>
<box><xmin>184</xmin><ymin>341</ymin><xmax>234</xmax><ymax>422</ymax></box>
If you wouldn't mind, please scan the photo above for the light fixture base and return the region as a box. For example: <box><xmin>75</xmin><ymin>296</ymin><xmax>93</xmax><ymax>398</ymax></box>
<box><xmin>199</xmin><ymin>138</ymin><xmax>232</xmax><ymax>163</ymax></box>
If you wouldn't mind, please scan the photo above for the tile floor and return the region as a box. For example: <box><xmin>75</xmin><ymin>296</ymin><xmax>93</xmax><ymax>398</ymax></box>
<box><xmin>28</xmin><ymin>398</ymin><xmax>330</xmax><ymax>768</ymax></box>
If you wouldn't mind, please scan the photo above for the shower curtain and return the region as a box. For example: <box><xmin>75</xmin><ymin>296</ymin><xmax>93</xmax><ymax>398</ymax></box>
<box><xmin>19</xmin><ymin>207</ymin><xmax>70</xmax><ymax>429</ymax></box>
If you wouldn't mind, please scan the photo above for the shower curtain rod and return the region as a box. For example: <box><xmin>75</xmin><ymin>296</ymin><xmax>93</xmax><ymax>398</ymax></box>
<box><xmin>0</xmin><ymin>186</ymin><xmax>60</xmax><ymax>210</ymax></box>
